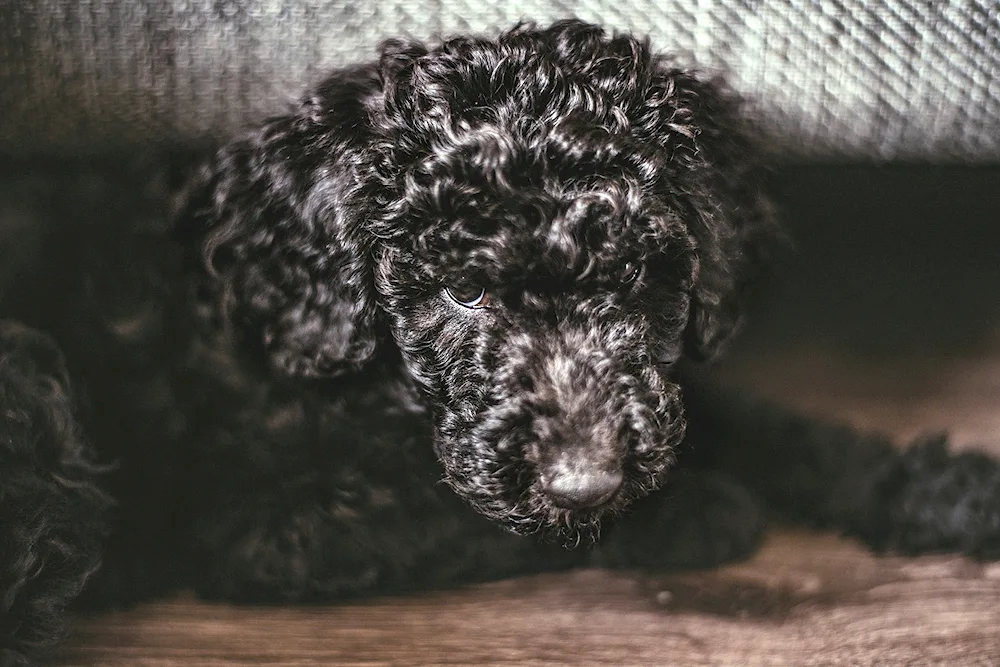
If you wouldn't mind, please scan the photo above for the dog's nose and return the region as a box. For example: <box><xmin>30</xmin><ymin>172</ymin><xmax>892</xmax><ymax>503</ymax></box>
<box><xmin>541</xmin><ymin>468</ymin><xmax>623</xmax><ymax>509</ymax></box>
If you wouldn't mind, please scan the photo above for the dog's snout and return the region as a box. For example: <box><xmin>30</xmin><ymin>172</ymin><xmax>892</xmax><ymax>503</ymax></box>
<box><xmin>541</xmin><ymin>466</ymin><xmax>623</xmax><ymax>509</ymax></box>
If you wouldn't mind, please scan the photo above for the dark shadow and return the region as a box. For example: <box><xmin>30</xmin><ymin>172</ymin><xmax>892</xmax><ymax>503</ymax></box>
<box><xmin>735</xmin><ymin>165</ymin><xmax>1000</xmax><ymax>359</ymax></box>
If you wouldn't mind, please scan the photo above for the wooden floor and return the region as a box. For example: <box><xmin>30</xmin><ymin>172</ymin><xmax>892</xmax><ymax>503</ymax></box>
<box><xmin>44</xmin><ymin>167</ymin><xmax>1000</xmax><ymax>664</ymax></box>
<box><xmin>60</xmin><ymin>532</ymin><xmax>1000</xmax><ymax>667</ymax></box>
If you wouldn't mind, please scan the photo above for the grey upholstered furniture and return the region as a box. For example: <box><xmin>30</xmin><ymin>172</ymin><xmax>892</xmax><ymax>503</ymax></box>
<box><xmin>2</xmin><ymin>0</ymin><xmax>998</xmax><ymax>162</ymax></box>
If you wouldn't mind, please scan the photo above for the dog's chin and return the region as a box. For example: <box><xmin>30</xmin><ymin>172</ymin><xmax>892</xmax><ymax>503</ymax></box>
<box><xmin>477</xmin><ymin>499</ymin><xmax>614</xmax><ymax>546</ymax></box>
<box><xmin>530</xmin><ymin>493</ymin><xmax>631</xmax><ymax>547</ymax></box>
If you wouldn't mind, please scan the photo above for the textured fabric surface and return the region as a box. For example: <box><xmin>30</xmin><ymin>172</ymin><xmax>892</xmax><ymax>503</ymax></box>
<box><xmin>1</xmin><ymin>0</ymin><xmax>999</xmax><ymax>161</ymax></box>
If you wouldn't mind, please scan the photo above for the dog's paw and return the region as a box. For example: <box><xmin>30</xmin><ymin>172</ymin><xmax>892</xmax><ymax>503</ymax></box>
<box><xmin>596</xmin><ymin>471</ymin><xmax>766</xmax><ymax>570</ymax></box>
<box><xmin>0</xmin><ymin>511</ymin><xmax>46</xmax><ymax>665</ymax></box>
<box><xmin>852</xmin><ymin>435</ymin><xmax>1000</xmax><ymax>559</ymax></box>
<box><xmin>0</xmin><ymin>474</ymin><xmax>104</xmax><ymax>664</ymax></box>
<box><xmin>194</xmin><ymin>503</ymin><xmax>388</xmax><ymax>604</ymax></box>
<box><xmin>0</xmin><ymin>648</ymin><xmax>31</xmax><ymax>667</ymax></box>
<box><xmin>1</xmin><ymin>329</ymin><xmax>109</xmax><ymax>661</ymax></box>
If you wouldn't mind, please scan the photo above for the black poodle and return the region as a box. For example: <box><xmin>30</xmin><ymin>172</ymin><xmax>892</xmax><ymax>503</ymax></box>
<box><xmin>3</xmin><ymin>20</ymin><xmax>1000</xmax><ymax>665</ymax></box>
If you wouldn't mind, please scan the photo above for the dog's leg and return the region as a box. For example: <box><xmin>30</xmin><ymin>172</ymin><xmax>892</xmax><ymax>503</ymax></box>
<box><xmin>190</xmin><ymin>480</ymin><xmax>581</xmax><ymax>603</ymax></box>
<box><xmin>681</xmin><ymin>374</ymin><xmax>1000</xmax><ymax>559</ymax></box>
<box><xmin>186</xmin><ymin>391</ymin><xmax>582</xmax><ymax>603</ymax></box>
<box><xmin>0</xmin><ymin>322</ymin><xmax>111</xmax><ymax>666</ymax></box>
<box><xmin>592</xmin><ymin>469</ymin><xmax>768</xmax><ymax>570</ymax></box>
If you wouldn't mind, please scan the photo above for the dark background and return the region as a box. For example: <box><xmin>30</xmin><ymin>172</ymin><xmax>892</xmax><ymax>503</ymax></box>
<box><xmin>741</xmin><ymin>165</ymin><xmax>1000</xmax><ymax>358</ymax></box>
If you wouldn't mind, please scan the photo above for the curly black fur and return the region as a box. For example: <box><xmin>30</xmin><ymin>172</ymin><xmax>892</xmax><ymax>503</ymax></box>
<box><xmin>2</xmin><ymin>20</ymin><xmax>999</xmax><ymax>665</ymax></box>
<box><xmin>0</xmin><ymin>323</ymin><xmax>110</xmax><ymax>665</ymax></box>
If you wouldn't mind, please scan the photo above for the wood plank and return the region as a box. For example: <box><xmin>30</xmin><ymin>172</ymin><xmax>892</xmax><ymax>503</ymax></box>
<box><xmin>60</xmin><ymin>531</ymin><xmax>1000</xmax><ymax>666</ymax></box>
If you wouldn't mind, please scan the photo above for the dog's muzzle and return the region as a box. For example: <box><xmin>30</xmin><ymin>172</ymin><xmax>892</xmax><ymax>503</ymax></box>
<box><xmin>512</xmin><ymin>338</ymin><xmax>644</xmax><ymax>511</ymax></box>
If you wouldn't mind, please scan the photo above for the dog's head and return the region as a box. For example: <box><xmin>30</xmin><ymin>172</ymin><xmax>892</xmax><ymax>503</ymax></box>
<box><xmin>182</xmin><ymin>20</ymin><xmax>775</xmax><ymax>538</ymax></box>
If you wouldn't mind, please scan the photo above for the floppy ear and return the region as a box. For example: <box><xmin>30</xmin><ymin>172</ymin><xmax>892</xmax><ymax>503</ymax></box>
<box><xmin>662</xmin><ymin>71</ymin><xmax>779</xmax><ymax>362</ymax></box>
<box><xmin>176</xmin><ymin>66</ymin><xmax>384</xmax><ymax>378</ymax></box>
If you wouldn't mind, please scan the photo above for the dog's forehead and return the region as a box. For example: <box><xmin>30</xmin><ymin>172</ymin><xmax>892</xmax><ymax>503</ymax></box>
<box><xmin>396</xmin><ymin>171</ymin><xmax>688</xmax><ymax>287</ymax></box>
<box><xmin>382</xmin><ymin>52</ymin><xmax>699</xmax><ymax>286</ymax></box>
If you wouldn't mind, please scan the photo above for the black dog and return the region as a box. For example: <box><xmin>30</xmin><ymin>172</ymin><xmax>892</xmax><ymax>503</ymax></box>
<box><xmin>3</xmin><ymin>20</ymin><xmax>999</xmax><ymax>665</ymax></box>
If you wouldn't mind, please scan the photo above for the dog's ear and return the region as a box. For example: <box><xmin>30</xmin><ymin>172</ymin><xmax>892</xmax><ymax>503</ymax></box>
<box><xmin>176</xmin><ymin>67</ymin><xmax>383</xmax><ymax>378</ymax></box>
<box><xmin>658</xmin><ymin>71</ymin><xmax>778</xmax><ymax>362</ymax></box>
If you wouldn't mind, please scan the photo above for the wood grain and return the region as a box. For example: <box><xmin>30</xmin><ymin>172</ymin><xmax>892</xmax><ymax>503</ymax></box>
<box><xmin>60</xmin><ymin>531</ymin><xmax>1000</xmax><ymax>666</ymax></box>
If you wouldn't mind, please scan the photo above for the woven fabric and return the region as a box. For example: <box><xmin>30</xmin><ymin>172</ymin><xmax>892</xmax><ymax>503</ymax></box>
<box><xmin>1</xmin><ymin>0</ymin><xmax>998</xmax><ymax>161</ymax></box>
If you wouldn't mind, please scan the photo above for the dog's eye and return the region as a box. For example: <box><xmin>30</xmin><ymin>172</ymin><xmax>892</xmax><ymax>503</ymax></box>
<box><xmin>446</xmin><ymin>284</ymin><xmax>490</xmax><ymax>309</ymax></box>
<box><xmin>620</xmin><ymin>261</ymin><xmax>642</xmax><ymax>285</ymax></box>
